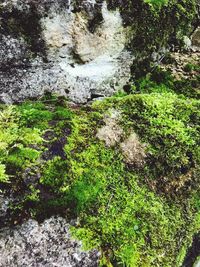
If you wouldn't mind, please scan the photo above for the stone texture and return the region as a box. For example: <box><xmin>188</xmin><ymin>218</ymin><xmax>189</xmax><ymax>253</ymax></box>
<box><xmin>0</xmin><ymin>216</ymin><xmax>99</xmax><ymax>267</ymax></box>
<box><xmin>160</xmin><ymin>51</ymin><xmax>200</xmax><ymax>80</ymax></box>
<box><xmin>0</xmin><ymin>0</ymin><xmax>133</xmax><ymax>104</ymax></box>
<box><xmin>191</xmin><ymin>27</ymin><xmax>200</xmax><ymax>50</ymax></box>
<box><xmin>0</xmin><ymin>194</ymin><xmax>10</xmax><ymax>224</ymax></box>
<box><xmin>194</xmin><ymin>259</ymin><xmax>200</xmax><ymax>267</ymax></box>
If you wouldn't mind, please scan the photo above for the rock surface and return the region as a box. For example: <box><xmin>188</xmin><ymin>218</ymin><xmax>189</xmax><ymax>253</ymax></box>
<box><xmin>0</xmin><ymin>216</ymin><xmax>99</xmax><ymax>267</ymax></box>
<box><xmin>182</xmin><ymin>233</ymin><xmax>200</xmax><ymax>267</ymax></box>
<box><xmin>191</xmin><ymin>27</ymin><xmax>200</xmax><ymax>51</ymax></box>
<box><xmin>0</xmin><ymin>194</ymin><xmax>10</xmax><ymax>224</ymax></box>
<box><xmin>0</xmin><ymin>0</ymin><xmax>133</xmax><ymax>104</ymax></box>
<box><xmin>161</xmin><ymin>51</ymin><xmax>200</xmax><ymax>80</ymax></box>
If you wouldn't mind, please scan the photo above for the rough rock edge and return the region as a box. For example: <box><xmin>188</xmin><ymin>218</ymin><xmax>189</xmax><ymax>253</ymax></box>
<box><xmin>0</xmin><ymin>216</ymin><xmax>99</xmax><ymax>267</ymax></box>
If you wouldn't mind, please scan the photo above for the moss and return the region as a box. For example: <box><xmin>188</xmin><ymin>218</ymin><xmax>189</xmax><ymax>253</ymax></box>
<box><xmin>0</xmin><ymin>164</ymin><xmax>8</xmax><ymax>183</ymax></box>
<box><xmin>132</xmin><ymin>67</ymin><xmax>200</xmax><ymax>99</ymax></box>
<box><xmin>40</xmin><ymin>156</ymin><xmax>69</xmax><ymax>192</ymax></box>
<box><xmin>69</xmin><ymin>145</ymin><xmax>189</xmax><ymax>266</ymax></box>
<box><xmin>66</xmin><ymin>93</ymin><xmax>199</xmax><ymax>266</ymax></box>
<box><xmin>17</xmin><ymin>101</ymin><xmax>53</xmax><ymax>129</ymax></box>
<box><xmin>0</xmin><ymin>97</ymin><xmax>73</xmax><ymax>223</ymax></box>
<box><xmin>107</xmin><ymin>0</ymin><xmax>198</xmax><ymax>77</ymax></box>
<box><xmin>0</xmin><ymin>0</ymin><xmax>199</xmax><ymax>263</ymax></box>
<box><xmin>144</xmin><ymin>0</ymin><xmax>168</xmax><ymax>7</ymax></box>
<box><xmin>0</xmin><ymin>90</ymin><xmax>199</xmax><ymax>266</ymax></box>
<box><xmin>0</xmin><ymin>105</ymin><xmax>43</xmax><ymax>176</ymax></box>
<box><xmin>184</xmin><ymin>63</ymin><xmax>200</xmax><ymax>73</ymax></box>
<box><xmin>7</xmin><ymin>146</ymin><xmax>41</xmax><ymax>170</ymax></box>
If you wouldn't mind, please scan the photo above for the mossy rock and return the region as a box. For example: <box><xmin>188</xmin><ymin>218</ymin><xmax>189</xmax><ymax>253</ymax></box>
<box><xmin>0</xmin><ymin>89</ymin><xmax>199</xmax><ymax>266</ymax></box>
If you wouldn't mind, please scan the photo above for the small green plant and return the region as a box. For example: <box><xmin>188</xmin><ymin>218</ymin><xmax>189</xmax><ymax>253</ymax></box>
<box><xmin>18</xmin><ymin>102</ymin><xmax>53</xmax><ymax>129</ymax></box>
<box><xmin>132</xmin><ymin>67</ymin><xmax>200</xmax><ymax>99</ymax></box>
<box><xmin>0</xmin><ymin>105</ymin><xmax>43</xmax><ymax>179</ymax></box>
<box><xmin>7</xmin><ymin>146</ymin><xmax>41</xmax><ymax>169</ymax></box>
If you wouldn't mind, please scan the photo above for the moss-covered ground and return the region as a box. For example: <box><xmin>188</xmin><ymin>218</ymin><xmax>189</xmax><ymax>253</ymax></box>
<box><xmin>0</xmin><ymin>67</ymin><xmax>199</xmax><ymax>266</ymax></box>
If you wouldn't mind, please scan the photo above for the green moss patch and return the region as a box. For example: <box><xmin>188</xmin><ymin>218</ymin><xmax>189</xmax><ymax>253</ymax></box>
<box><xmin>0</xmin><ymin>90</ymin><xmax>199</xmax><ymax>266</ymax></box>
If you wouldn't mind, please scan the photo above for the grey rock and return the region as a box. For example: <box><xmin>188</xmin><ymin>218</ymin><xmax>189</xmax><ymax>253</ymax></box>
<box><xmin>0</xmin><ymin>195</ymin><xmax>10</xmax><ymax>221</ymax></box>
<box><xmin>0</xmin><ymin>216</ymin><xmax>99</xmax><ymax>267</ymax></box>
<box><xmin>183</xmin><ymin>36</ymin><xmax>192</xmax><ymax>50</ymax></box>
<box><xmin>0</xmin><ymin>193</ymin><xmax>16</xmax><ymax>227</ymax></box>
<box><xmin>0</xmin><ymin>35</ymin><xmax>29</xmax><ymax>66</ymax></box>
<box><xmin>191</xmin><ymin>27</ymin><xmax>200</xmax><ymax>51</ymax></box>
<box><xmin>0</xmin><ymin>0</ymin><xmax>133</xmax><ymax>104</ymax></box>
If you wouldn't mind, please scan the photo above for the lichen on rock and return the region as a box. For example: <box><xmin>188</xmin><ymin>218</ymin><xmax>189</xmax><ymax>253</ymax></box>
<box><xmin>191</xmin><ymin>27</ymin><xmax>200</xmax><ymax>51</ymax></box>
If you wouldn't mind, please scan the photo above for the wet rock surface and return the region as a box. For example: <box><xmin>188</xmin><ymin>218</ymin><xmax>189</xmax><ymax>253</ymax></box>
<box><xmin>0</xmin><ymin>0</ymin><xmax>133</xmax><ymax>104</ymax></box>
<box><xmin>0</xmin><ymin>216</ymin><xmax>99</xmax><ymax>267</ymax></box>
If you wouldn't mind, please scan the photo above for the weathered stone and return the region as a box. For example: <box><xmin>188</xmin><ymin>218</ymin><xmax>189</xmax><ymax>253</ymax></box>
<box><xmin>194</xmin><ymin>259</ymin><xmax>200</xmax><ymax>267</ymax></box>
<box><xmin>191</xmin><ymin>27</ymin><xmax>200</xmax><ymax>50</ymax></box>
<box><xmin>0</xmin><ymin>194</ymin><xmax>10</xmax><ymax>222</ymax></box>
<box><xmin>0</xmin><ymin>216</ymin><xmax>99</xmax><ymax>267</ymax></box>
<box><xmin>160</xmin><ymin>51</ymin><xmax>200</xmax><ymax>80</ymax></box>
<box><xmin>0</xmin><ymin>0</ymin><xmax>133</xmax><ymax>104</ymax></box>
<box><xmin>183</xmin><ymin>36</ymin><xmax>192</xmax><ymax>50</ymax></box>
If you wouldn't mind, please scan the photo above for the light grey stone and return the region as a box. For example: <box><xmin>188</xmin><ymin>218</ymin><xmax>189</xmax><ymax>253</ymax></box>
<box><xmin>0</xmin><ymin>216</ymin><xmax>99</xmax><ymax>267</ymax></box>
